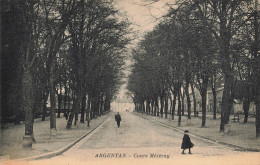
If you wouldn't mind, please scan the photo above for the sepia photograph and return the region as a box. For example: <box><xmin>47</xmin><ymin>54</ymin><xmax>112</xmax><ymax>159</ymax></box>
<box><xmin>0</xmin><ymin>0</ymin><xmax>260</xmax><ymax>165</ymax></box>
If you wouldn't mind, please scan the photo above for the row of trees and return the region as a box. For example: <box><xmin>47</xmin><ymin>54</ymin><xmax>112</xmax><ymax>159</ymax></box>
<box><xmin>127</xmin><ymin>0</ymin><xmax>260</xmax><ymax>138</ymax></box>
<box><xmin>1</xmin><ymin>0</ymin><xmax>131</xmax><ymax>147</ymax></box>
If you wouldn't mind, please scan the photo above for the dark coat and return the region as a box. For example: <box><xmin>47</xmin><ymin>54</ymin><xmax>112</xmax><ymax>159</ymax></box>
<box><xmin>115</xmin><ymin>114</ymin><xmax>121</xmax><ymax>122</ymax></box>
<box><xmin>181</xmin><ymin>134</ymin><xmax>194</xmax><ymax>149</ymax></box>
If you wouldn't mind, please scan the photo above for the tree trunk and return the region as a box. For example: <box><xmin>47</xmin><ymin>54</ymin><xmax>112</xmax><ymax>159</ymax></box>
<box><xmin>41</xmin><ymin>99</ymin><xmax>47</xmax><ymax>121</ymax></box>
<box><xmin>181</xmin><ymin>89</ymin><xmax>185</xmax><ymax>116</ymax></box>
<box><xmin>99</xmin><ymin>95</ymin><xmax>103</xmax><ymax>115</ymax></box>
<box><xmin>94</xmin><ymin>98</ymin><xmax>98</xmax><ymax>117</ymax></box>
<box><xmin>212</xmin><ymin>88</ymin><xmax>217</xmax><ymax>120</ymax></box>
<box><xmin>41</xmin><ymin>90</ymin><xmax>49</xmax><ymax>121</ymax></box>
<box><xmin>146</xmin><ymin>100</ymin><xmax>150</xmax><ymax>114</ymax></box>
<box><xmin>141</xmin><ymin>102</ymin><xmax>143</xmax><ymax>113</ymax></box>
<box><xmin>49</xmin><ymin>64</ymin><xmax>57</xmax><ymax>135</ymax></box>
<box><xmin>254</xmin><ymin>0</ymin><xmax>260</xmax><ymax>139</ymax></box>
<box><xmin>63</xmin><ymin>77</ymin><xmax>67</xmax><ymax>111</ymax></box>
<box><xmin>220</xmin><ymin>74</ymin><xmax>233</xmax><ymax>131</ymax></box>
<box><xmin>155</xmin><ymin>98</ymin><xmax>159</xmax><ymax>117</ymax></box>
<box><xmin>165</xmin><ymin>93</ymin><xmax>168</xmax><ymax>119</ymax></box>
<box><xmin>66</xmin><ymin>107</ymin><xmax>75</xmax><ymax>129</ymax></box>
<box><xmin>218</xmin><ymin>0</ymin><xmax>233</xmax><ymax>132</ymax></box>
<box><xmin>160</xmin><ymin>95</ymin><xmax>164</xmax><ymax>118</ymax></box>
<box><xmin>74</xmin><ymin>84</ymin><xmax>84</xmax><ymax>124</ymax></box>
<box><xmin>256</xmin><ymin>80</ymin><xmax>260</xmax><ymax>138</ymax></box>
<box><xmin>74</xmin><ymin>96</ymin><xmax>81</xmax><ymax>125</ymax></box>
<box><xmin>172</xmin><ymin>89</ymin><xmax>177</xmax><ymax>120</ymax></box>
<box><xmin>201</xmin><ymin>91</ymin><xmax>207</xmax><ymax>127</ymax></box>
<box><xmin>140</xmin><ymin>102</ymin><xmax>143</xmax><ymax>113</ymax></box>
<box><xmin>33</xmin><ymin>85</ymin><xmax>42</xmax><ymax>119</ymax></box>
<box><xmin>151</xmin><ymin>99</ymin><xmax>154</xmax><ymax>115</ymax></box>
<box><xmin>154</xmin><ymin>100</ymin><xmax>156</xmax><ymax>115</ymax></box>
<box><xmin>90</xmin><ymin>100</ymin><xmax>94</xmax><ymax>119</ymax></box>
<box><xmin>201</xmin><ymin>79</ymin><xmax>208</xmax><ymax>127</ymax></box>
<box><xmin>191</xmin><ymin>83</ymin><xmax>197</xmax><ymax>117</ymax></box>
<box><xmin>22</xmin><ymin>69</ymin><xmax>34</xmax><ymax>148</ymax></box>
<box><xmin>243</xmin><ymin>97</ymin><xmax>250</xmax><ymax>123</ymax></box>
<box><xmin>68</xmin><ymin>92</ymin><xmax>71</xmax><ymax>112</ymax></box>
<box><xmin>75</xmin><ymin>109</ymin><xmax>79</xmax><ymax>124</ymax></box>
<box><xmin>86</xmin><ymin>97</ymin><xmax>91</xmax><ymax>127</ymax></box>
<box><xmin>57</xmin><ymin>83</ymin><xmax>62</xmax><ymax>118</ymax></box>
<box><xmin>178</xmin><ymin>86</ymin><xmax>181</xmax><ymax>126</ymax></box>
<box><xmin>92</xmin><ymin>97</ymin><xmax>98</xmax><ymax>118</ymax></box>
<box><xmin>100</xmin><ymin>98</ymin><xmax>103</xmax><ymax>115</ymax></box>
<box><xmin>99</xmin><ymin>93</ymin><xmax>104</xmax><ymax>115</ymax></box>
<box><xmin>66</xmin><ymin>94</ymin><xmax>77</xmax><ymax>129</ymax></box>
<box><xmin>210</xmin><ymin>74</ymin><xmax>217</xmax><ymax>119</ymax></box>
<box><xmin>169</xmin><ymin>94</ymin><xmax>173</xmax><ymax>115</ymax></box>
<box><xmin>104</xmin><ymin>94</ymin><xmax>110</xmax><ymax>112</ymax></box>
<box><xmin>185</xmin><ymin>81</ymin><xmax>191</xmax><ymax>119</ymax></box>
<box><xmin>80</xmin><ymin>94</ymin><xmax>86</xmax><ymax>123</ymax></box>
<box><xmin>142</xmin><ymin>101</ymin><xmax>145</xmax><ymax>114</ymax></box>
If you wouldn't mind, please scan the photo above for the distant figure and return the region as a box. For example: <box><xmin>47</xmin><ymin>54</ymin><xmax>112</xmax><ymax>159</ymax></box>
<box><xmin>115</xmin><ymin>112</ymin><xmax>121</xmax><ymax>127</ymax></box>
<box><xmin>181</xmin><ymin>130</ymin><xmax>194</xmax><ymax>154</ymax></box>
<box><xmin>64</xmin><ymin>110</ymin><xmax>69</xmax><ymax>120</ymax></box>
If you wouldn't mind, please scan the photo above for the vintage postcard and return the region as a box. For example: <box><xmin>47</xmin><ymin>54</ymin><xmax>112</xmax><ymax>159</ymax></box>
<box><xmin>1</xmin><ymin>0</ymin><xmax>260</xmax><ymax>165</ymax></box>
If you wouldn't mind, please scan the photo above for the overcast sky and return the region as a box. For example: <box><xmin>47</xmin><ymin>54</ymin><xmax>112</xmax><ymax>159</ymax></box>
<box><xmin>115</xmin><ymin>0</ymin><xmax>172</xmax><ymax>36</ymax></box>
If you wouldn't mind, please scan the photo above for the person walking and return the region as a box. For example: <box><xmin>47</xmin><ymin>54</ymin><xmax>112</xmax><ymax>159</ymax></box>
<box><xmin>181</xmin><ymin>130</ymin><xmax>194</xmax><ymax>154</ymax></box>
<box><xmin>115</xmin><ymin>112</ymin><xmax>121</xmax><ymax>128</ymax></box>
